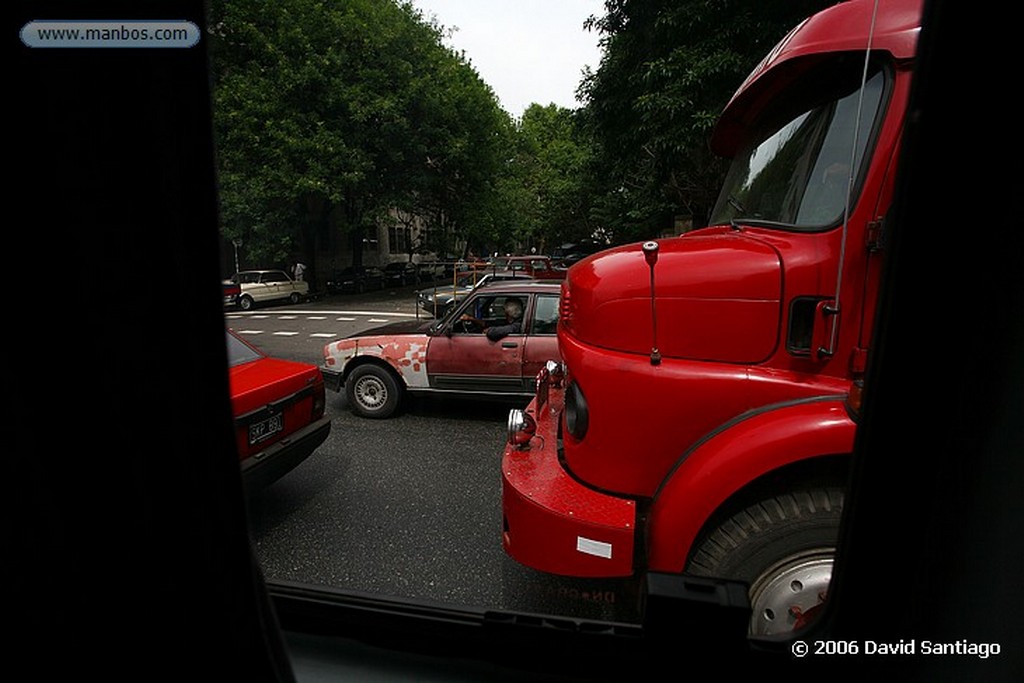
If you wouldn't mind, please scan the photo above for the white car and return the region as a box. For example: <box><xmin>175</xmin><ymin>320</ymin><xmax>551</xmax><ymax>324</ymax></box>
<box><xmin>227</xmin><ymin>269</ymin><xmax>309</xmax><ymax>310</ymax></box>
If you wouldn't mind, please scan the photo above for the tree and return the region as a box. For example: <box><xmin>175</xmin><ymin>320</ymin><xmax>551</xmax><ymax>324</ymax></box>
<box><xmin>580</xmin><ymin>0</ymin><xmax>833</xmax><ymax>242</ymax></box>
<box><xmin>500</xmin><ymin>104</ymin><xmax>598</xmax><ymax>253</ymax></box>
<box><xmin>208</xmin><ymin>0</ymin><xmax>508</xmax><ymax>280</ymax></box>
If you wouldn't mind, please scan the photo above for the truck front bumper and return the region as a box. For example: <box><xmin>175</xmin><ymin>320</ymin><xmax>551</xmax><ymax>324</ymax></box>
<box><xmin>501</xmin><ymin>372</ymin><xmax>636</xmax><ymax>578</ymax></box>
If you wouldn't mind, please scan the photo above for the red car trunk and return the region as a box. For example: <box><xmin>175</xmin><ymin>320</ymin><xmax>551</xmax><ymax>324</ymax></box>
<box><xmin>226</xmin><ymin>329</ymin><xmax>330</xmax><ymax>489</ymax></box>
<box><xmin>229</xmin><ymin>357</ymin><xmax>324</xmax><ymax>461</ymax></box>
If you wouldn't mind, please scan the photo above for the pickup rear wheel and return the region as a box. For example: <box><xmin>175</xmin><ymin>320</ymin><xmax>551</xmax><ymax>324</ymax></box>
<box><xmin>686</xmin><ymin>486</ymin><xmax>843</xmax><ymax>637</ymax></box>
<box><xmin>345</xmin><ymin>364</ymin><xmax>402</xmax><ymax>419</ymax></box>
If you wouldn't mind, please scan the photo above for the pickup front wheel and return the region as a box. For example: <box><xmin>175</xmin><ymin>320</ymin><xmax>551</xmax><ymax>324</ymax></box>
<box><xmin>686</xmin><ymin>486</ymin><xmax>844</xmax><ymax>637</ymax></box>
<box><xmin>238</xmin><ymin>295</ymin><xmax>254</xmax><ymax>311</ymax></box>
<box><xmin>345</xmin><ymin>364</ymin><xmax>402</xmax><ymax>419</ymax></box>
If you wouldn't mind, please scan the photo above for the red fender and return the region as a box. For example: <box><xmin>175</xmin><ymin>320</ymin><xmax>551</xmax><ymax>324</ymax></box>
<box><xmin>646</xmin><ymin>397</ymin><xmax>855</xmax><ymax>572</ymax></box>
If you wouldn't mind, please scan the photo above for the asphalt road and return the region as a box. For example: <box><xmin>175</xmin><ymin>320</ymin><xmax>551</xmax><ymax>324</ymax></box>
<box><xmin>230</xmin><ymin>285</ymin><xmax>643</xmax><ymax>625</ymax></box>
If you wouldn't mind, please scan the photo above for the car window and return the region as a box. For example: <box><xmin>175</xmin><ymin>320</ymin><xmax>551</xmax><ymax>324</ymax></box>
<box><xmin>530</xmin><ymin>294</ymin><xmax>559</xmax><ymax>335</ymax></box>
<box><xmin>458</xmin><ymin>294</ymin><xmax>526</xmax><ymax>332</ymax></box>
<box><xmin>225</xmin><ymin>329</ymin><xmax>262</xmax><ymax>366</ymax></box>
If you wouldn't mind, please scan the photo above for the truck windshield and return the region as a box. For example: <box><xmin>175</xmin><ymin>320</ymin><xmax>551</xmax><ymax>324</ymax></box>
<box><xmin>711</xmin><ymin>65</ymin><xmax>886</xmax><ymax>230</ymax></box>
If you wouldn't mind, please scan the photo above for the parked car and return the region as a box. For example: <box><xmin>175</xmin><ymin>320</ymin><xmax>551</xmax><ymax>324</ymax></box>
<box><xmin>417</xmin><ymin>261</ymin><xmax>446</xmax><ymax>282</ymax></box>
<box><xmin>415</xmin><ymin>270</ymin><xmax>534</xmax><ymax>317</ymax></box>
<box><xmin>471</xmin><ymin>255</ymin><xmax>566</xmax><ymax>280</ymax></box>
<box><xmin>225</xmin><ymin>328</ymin><xmax>331</xmax><ymax>490</ymax></box>
<box><xmin>551</xmin><ymin>239</ymin><xmax>604</xmax><ymax>267</ymax></box>
<box><xmin>222</xmin><ymin>280</ymin><xmax>241</xmax><ymax>308</ymax></box>
<box><xmin>382</xmin><ymin>261</ymin><xmax>418</xmax><ymax>287</ymax></box>
<box><xmin>226</xmin><ymin>269</ymin><xmax>309</xmax><ymax>310</ymax></box>
<box><xmin>322</xmin><ymin>281</ymin><xmax>562</xmax><ymax>418</ymax></box>
<box><xmin>325</xmin><ymin>265</ymin><xmax>385</xmax><ymax>294</ymax></box>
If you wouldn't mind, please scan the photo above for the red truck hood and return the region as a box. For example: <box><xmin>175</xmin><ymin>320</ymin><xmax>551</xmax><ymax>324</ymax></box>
<box><xmin>564</xmin><ymin>231</ymin><xmax>782</xmax><ymax>363</ymax></box>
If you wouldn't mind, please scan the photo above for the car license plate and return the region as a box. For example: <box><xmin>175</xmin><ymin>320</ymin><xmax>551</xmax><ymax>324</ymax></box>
<box><xmin>249</xmin><ymin>413</ymin><xmax>283</xmax><ymax>445</ymax></box>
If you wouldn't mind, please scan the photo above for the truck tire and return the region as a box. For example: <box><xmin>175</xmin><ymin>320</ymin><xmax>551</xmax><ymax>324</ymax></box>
<box><xmin>289</xmin><ymin>292</ymin><xmax>302</xmax><ymax>304</ymax></box>
<box><xmin>238</xmin><ymin>295</ymin><xmax>254</xmax><ymax>311</ymax></box>
<box><xmin>686</xmin><ymin>486</ymin><xmax>843</xmax><ymax>637</ymax></box>
<box><xmin>345</xmin><ymin>364</ymin><xmax>402</xmax><ymax>419</ymax></box>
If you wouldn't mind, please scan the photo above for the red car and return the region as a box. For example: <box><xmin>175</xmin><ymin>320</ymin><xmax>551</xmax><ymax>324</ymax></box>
<box><xmin>222</xmin><ymin>280</ymin><xmax>241</xmax><ymax>308</ymax></box>
<box><xmin>226</xmin><ymin>328</ymin><xmax>331</xmax><ymax>489</ymax></box>
<box><xmin>321</xmin><ymin>281</ymin><xmax>561</xmax><ymax>418</ymax></box>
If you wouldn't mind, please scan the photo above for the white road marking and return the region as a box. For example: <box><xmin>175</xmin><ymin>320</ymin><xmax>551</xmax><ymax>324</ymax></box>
<box><xmin>273</xmin><ymin>331</ymin><xmax>299</xmax><ymax>336</ymax></box>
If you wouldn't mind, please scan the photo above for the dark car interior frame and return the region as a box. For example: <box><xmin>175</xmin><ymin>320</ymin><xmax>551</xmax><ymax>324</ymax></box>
<box><xmin>13</xmin><ymin>1</ymin><xmax>1021</xmax><ymax>680</ymax></box>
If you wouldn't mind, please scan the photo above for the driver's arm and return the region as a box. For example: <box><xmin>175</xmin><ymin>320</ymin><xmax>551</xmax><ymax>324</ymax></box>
<box><xmin>459</xmin><ymin>313</ymin><xmax>486</xmax><ymax>329</ymax></box>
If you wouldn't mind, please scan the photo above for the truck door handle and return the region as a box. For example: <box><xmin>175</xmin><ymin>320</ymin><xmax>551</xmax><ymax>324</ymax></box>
<box><xmin>502</xmin><ymin>342</ymin><xmax>518</xmax><ymax>349</ymax></box>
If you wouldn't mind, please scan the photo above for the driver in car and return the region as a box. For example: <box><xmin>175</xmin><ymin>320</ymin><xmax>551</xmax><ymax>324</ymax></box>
<box><xmin>460</xmin><ymin>297</ymin><xmax>524</xmax><ymax>341</ymax></box>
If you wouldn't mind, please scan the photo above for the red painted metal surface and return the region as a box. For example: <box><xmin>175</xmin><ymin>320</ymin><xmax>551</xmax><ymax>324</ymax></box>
<box><xmin>501</xmin><ymin>390</ymin><xmax>636</xmax><ymax>577</ymax></box>
<box><xmin>227</xmin><ymin>331</ymin><xmax>326</xmax><ymax>462</ymax></box>
<box><xmin>500</xmin><ymin>0</ymin><xmax>923</xmax><ymax>578</ymax></box>
<box><xmin>646</xmin><ymin>398</ymin><xmax>856</xmax><ymax>572</ymax></box>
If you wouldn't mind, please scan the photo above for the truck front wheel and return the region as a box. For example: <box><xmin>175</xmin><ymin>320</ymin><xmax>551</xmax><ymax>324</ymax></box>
<box><xmin>686</xmin><ymin>486</ymin><xmax>843</xmax><ymax>637</ymax></box>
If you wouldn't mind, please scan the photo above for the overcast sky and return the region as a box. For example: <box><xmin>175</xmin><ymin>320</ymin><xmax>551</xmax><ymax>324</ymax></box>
<box><xmin>409</xmin><ymin>0</ymin><xmax>605</xmax><ymax>118</ymax></box>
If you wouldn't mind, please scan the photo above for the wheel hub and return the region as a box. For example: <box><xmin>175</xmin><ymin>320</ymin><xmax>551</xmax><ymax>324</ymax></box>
<box><xmin>357</xmin><ymin>378</ymin><xmax>385</xmax><ymax>407</ymax></box>
<box><xmin>748</xmin><ymin>551</ymin><xmax>833</xmax><ymax>637</ymax></box>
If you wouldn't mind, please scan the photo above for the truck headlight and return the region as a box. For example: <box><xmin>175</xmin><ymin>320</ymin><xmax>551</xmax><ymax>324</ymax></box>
<box><xmin>507</xmin><ymin>409</ymin><xmax>536</xmax><ymax>447</ymax></box>
<box><xmin>564</xmin><ymin>380</ymin><xmax>589</xmax><ymax>440</ymax></box>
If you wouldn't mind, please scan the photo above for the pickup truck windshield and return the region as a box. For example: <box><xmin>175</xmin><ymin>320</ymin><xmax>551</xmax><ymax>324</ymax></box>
<box><xmin>710</xmin><ymin>65</ymin><xmax>886</xmax><ymax>230</ymax></box>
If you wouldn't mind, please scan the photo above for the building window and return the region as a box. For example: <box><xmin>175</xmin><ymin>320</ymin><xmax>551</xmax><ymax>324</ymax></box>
<box><xmin>388</xmin><ymin>226</ymin><xmax>408</xmax><ymax>254</ymax></box>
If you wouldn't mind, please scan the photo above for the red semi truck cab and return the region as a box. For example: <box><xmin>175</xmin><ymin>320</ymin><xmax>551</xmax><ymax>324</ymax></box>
<box><xmin>501</xmin><ymin>0</ymin><xmax>922</xmax><ymax>637</ymax></box>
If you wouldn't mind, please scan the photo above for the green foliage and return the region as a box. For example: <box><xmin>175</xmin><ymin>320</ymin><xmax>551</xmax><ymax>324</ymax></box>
<box><xmin>208</xmin><ymin>0</ymin><xmax>834</xmax><ymax>270</ymax></box>
<box><xmin>580</xmin><ymin>0</ymin><xmax>833</xmax><ymax>242</ymax></box>
<box><xmin>208</xmin><ymin>0</ymin><xmax>509</xmax><ymax>271</ymax></box>
<box><xmin>487</xmin><ymin>104</ymin><xmax>598</xmax><ymax>254</ymax></box>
